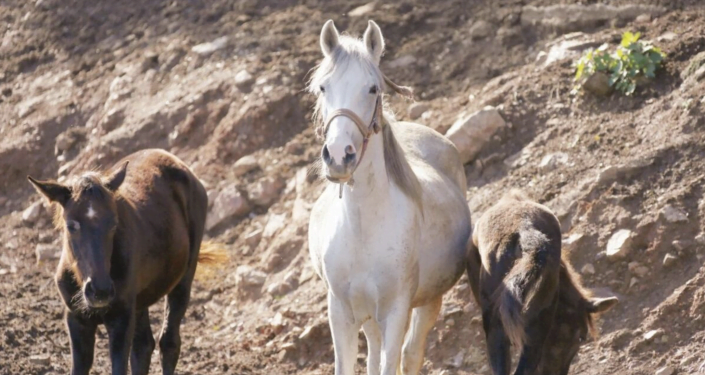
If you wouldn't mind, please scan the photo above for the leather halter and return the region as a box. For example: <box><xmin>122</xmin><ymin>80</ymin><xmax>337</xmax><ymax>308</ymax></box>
<box><xmin>322</xmin><ymin>95</ymin><xmax>382</xmax><ymax>198</ymax></box>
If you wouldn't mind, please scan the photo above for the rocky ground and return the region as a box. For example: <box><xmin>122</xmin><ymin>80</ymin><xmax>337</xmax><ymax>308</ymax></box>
<box><xmin>1</xmin><ymin>0</ymin><xmax>705</xmax><ymax>374</ymax></box>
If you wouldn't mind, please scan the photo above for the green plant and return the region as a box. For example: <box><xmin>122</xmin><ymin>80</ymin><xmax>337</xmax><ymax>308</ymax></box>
<box><xmin>575</xmin><ymin>31</ymin><xmax>666</xmax><ymax>95</ymax></box>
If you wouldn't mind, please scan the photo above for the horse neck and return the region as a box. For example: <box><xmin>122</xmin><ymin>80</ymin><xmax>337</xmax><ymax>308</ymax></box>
<box><xmin>342</xmin><ymin>133</ymin><xmax>390</xmax><ymax>206</ymax></box>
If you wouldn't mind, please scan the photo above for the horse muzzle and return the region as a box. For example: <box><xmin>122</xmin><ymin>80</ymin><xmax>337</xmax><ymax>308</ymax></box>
<box><xmin>83</xmin><ymin>277</ymin><xmax>115</xmax><ymax>308</ymax></box>
<box><xmin>322</xmin><ymin>143</ymin><xmax>357</xmax><ymax>182</ymax></box>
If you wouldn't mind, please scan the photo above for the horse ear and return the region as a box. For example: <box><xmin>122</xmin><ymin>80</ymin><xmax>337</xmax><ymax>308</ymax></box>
<box><xmin>363</xmin><ymin>20</ymin><xmax>385</xmax><ymax>63</ymax></box>
<box><xmin>586</xmin><ymin>296</ymin><xmax>619</xmax><ymax>314</ymax></box>
<box><xmin>27</xmin><ymin>176</ymin><xmax>71</xmax><ymax>206</ymax></box>
<box><xmin>105</xmin><ymin>161</ymin><xmax>129</xmax><ymax>192</ymax></box>
<box><xmin>320</xmin><ymin>19</ymin><xmax>340</xmax><ymax>57</ymax></box>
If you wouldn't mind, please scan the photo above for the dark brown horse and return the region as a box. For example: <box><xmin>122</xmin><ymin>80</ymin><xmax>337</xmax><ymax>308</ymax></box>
<box><xmin>28</xmin><ymin>149</ymin><xmax>222</xmax><ymax>375</ymax></box>
<box><xmin>466</xmin><ymin>191</ymin><xmax>618</xmax><ymax>375</ymax></box>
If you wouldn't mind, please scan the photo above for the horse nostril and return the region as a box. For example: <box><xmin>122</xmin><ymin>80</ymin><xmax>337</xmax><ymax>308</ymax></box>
<box><xmin>322</xmin><ymin>145</ymin><xmax>333</xmax><ymax>166</ymax></box>
<box><xmin>344</xmin><ymin>146</ymin><xmax>356</xmax><ymax>165</ymax></box>
<box><xmin>84</xmin><ymin>280</ymin><xmax>95</xmax><ymax>297</ymax></box>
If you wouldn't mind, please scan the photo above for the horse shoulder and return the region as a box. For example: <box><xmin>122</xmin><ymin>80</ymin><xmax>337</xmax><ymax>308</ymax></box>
<box><xmin>391</xmin><ymin>121</ymin><xmax>466</xmax><ymax>191</ymax></box>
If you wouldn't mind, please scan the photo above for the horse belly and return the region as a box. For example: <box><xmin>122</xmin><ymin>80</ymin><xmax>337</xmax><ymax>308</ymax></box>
<box><xmin>412</xmin><ymin>180</ymin><xmax>471</xmax><ymax>306</ymax></box>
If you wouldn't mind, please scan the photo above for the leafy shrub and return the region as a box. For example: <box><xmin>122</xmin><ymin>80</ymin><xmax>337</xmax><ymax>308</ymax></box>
<box><xmin>575</xmin><ymin>32</ymin><xmax>666</xmax><ymax>95</ymax></box>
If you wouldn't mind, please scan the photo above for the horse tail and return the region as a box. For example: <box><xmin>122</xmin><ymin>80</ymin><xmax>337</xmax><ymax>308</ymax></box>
<box><xmin>495</xmin><ymin>228</ymin><xmax>555</xmax><ymax>349</ymax></box>
<box><xmin>195</xmin><ymin>241</ymin><xmax>228</xmax><ymax>280</ymax></box>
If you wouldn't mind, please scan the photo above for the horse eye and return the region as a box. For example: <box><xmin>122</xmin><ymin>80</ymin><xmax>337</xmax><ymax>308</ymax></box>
<box><xmin>67</xmin><ymin>221</ymin><xmax>80</xmax><ymax>233</ymax></box>
<box><xmin>369</xmin><ymin>85</ymin><xmax>378</xmax><ymax>94</ymax></box>
<box><xmin>319</xmin><ymin>85</ymin><xmax>325</xmax><ymax>93</ymax></box>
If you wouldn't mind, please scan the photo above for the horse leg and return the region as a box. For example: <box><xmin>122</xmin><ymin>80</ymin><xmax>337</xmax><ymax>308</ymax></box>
<box><xmin>379</xmin><ymin>301</ymin><xmax>412</xmax><ymax>375</ymax></box>
<box><xmin>328</xmin><ymin>292</ymin><xmax>359</xmax><ymax>375</ymax></box>
<box><xmin>158</xmin><ymin>264</ymin><xmax>196</xmax><ymax>375</ymax></box>
<box><xmin>105</xmin><ymin>306</ymin><xmax>136</xmax><ymax>375</ymax></box>
<box><xmin>362</xmin><ymin>320</ymin><xmax>382</xmax><ymax>375</ymax></box>
<box><xmin>130</xmin><ymin>309</ymin><xmax>155</xmax><ymax>375</ymax></box>
<box><xmin>483</xmin><ymin>306</ymin><xmax>511</xmax><ymax>375</ymax></box>
<box><xmin>513</xmin><ymin>298</ymin><xmax>558</xmax><ymax>375</ymax></box>
<box><xmin>66</xmin><ymin>311</ymin><xmax>97</xmax><ymax>375</ymax></box>
<box><xmin>400</xmin><ymin>296</ymin><xmax>442</xmax><ymax>375</ymax></box>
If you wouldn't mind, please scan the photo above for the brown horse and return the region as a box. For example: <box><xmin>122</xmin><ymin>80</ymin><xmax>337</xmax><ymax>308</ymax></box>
<box><xmin>466</xmin><ymin>191</ymin><xmax>618</xmax><ymax>375</ymax></box>
<box><xmin>28</xmin><ymin>149</ymin><xmax>222</xmax><ymax>375</ymax></box>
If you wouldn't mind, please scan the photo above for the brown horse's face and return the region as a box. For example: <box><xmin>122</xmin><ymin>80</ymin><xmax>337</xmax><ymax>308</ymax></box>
<box><xmin>541</xmin><ymin>295</ymin><xmax>618</xmax><ymax>375</ymax></box>
<box><xmin>28</xmin><ymin>162</ymin><xmax>128</xmax><ymax>309</ymax></box>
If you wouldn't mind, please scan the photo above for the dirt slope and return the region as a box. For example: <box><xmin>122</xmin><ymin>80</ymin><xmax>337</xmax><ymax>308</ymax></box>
<box><xmin>1</xmin><ymin>1</ymin><xmax>705</xmax><ymax>374</ymax></box>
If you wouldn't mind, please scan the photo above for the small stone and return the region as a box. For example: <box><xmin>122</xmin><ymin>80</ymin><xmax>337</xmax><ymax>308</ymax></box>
<box><xmin>99</xmin><ymin>107</ymin><xmax>124</xmax><ymax>133</ymax></box>
<box><xmin>629</xmin><ymin>277</ymin><xmax>638</xmax><ymax>288</ymax></box>
<box><xmin>672</xmin><ymin>240</ymin><xmax>689</xmax><ymax>252</ymax></box>
<box><xmin>249</xmin><ymin>177</ymin><xmax>284</xmax><ymax>206</ymax></box>
<box><xmin>663</xmin><ymin>253</ymin><xmax>677</xmax><ymax>267</ymax></box>
<box><xmin>661</xmin><ymin>205</ymin><xmax>688</xmax><ymax>223</ymax></box>
<box><xmin>635</xmin><ymin>13</ymin><xmax>652</xmax><ymax>23</ymax></box>
<box><xmin>235</xmin><ymin>265</ymin><xmax>267</xmax><ymax>287</ymax></box>
<box><xmin>644</xmin><ymin>329</ymin><xmax>663</xmax><ymax>341</ymax></box>
<box><xmin>606</xmin><ymin>229</ymin><xmax>633</xmax><ymax>260</ymax></box>
<box><xmin>191</xmin><ymin>36</ymin><xmax>228</xmax><ymax>55</ymax></box>
<box><xmin>266</xmin><ymin>280</ymin><xmax>293</xmax><ymax>296</ymax></box>
<box><xmin>446</xmin><ymin>318</ymin><xmax>455</xmax><ymax>326</ymax></box>
<box><xmin>233</xmin><ymin>155</ymin><xmax>259</xmax><ymax>176</ymax></box>
<box><xmin>655</xmin><ymin>366</ymin><xmax>674</xmax><ymax>375</ymax></box>
<box><xmin>29</xmin><ymin>354</ymin><xmax>51</xmax><ymax>366</ymax></box>
<box><xmin>35</xmin><ymin>244</ymin><xmax>60</xmax><ymax>264</ymax></box>
<box><xmin>628</xmin><ymin>262</ymin><xmax>649</xmax><ymax>278</ymax></box>
<box><xmin>469</xmin><ymin>20</ymin><xmax>493</xmax><ymax>40</ymax></box>
<box><xmin>234</xmin><ymin>70</ymin><xmax>254</xmax><ymax>88</ymax></box>
<box><xmin>263</xmin><ymin>213</ymin><xmax>287</xmax><ymax>238</ymax></box>
<box><xmin>244</xmin><ymin>229</ymin><xmax>262</xmax><ymax>248</ymax></box>
<box><xmin>583</xmin><ymin>72</ymin><xmax>613</xmax><ymax>96</ymax></box>
<box><xmin>657</xmin><ymin>31</ymin><xmax>678</xmax><ymax>42</ymax></box>
<box><xmin>22</xmin><ymin>201</ymin><xmax>44</xmax><ymax>225</ymax></box>
<box><xmin>539</xmin><ymin>152</ymin><xmax>569</xmax><ymax>171</ymax></box>
<box><xmin>695</xmin><ymin>232</ymin><xmax>705</xmax><ymax>245</ymax></box>
<box><xmin>407</xmin><ymin>102</ymin><xmax>429</xmax><ymax>120</ymax></box>
<box><xmin>581</xmin><ymin>263</ymin><xmax>595</xmax><ymax>275</ymax></box>
<box><xmin>348</xmin><ymin>1</ymin><xmax>376</xmax><ymax>17</ymax></box>
<box><xmin>563</xmin><ymin>233</ymin><xmax>584</xmax><ymax>246</ymax></box>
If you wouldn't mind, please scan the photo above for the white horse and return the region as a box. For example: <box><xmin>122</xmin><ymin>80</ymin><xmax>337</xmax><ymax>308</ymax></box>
<box><xmin>308</xmin><ymin>20</ymin><xmax>471</xmax><ymax>375</ymax></box>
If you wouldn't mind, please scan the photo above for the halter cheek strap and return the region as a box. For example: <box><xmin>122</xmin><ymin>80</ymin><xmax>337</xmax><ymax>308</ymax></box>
<box><xmin>322</xmin><ymin>95</ymin><xmax>382</xmax><ymax>198</ymax></box>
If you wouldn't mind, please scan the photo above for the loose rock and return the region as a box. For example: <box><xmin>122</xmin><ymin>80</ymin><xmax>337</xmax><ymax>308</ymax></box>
<box><xmin>386</xmin><ymin>55</ymin><xmax>416</xmax><ymax>69</ymax></box>
<box><xmin>661</xmin><ymin>205</ymin><xmax>687</xmax><ymax>223</ymax></box>
<box><xmin>655</xmin><ymin>366</ymin><xmax>674</xmax><ymax>375</ymax></box>
<box><xmin>22</xmin><ymin>201</ymin><xmax>44</xmax><ymax>225</ymax></box>
<box><xmin>234</xmin><ymin>70</ymin><xmax>254</xmax><ymax>88</ymax></box>
<box><xmin>583</xmin><ymin>72</ymin><xmax>613</xmax><ymax>96</ymax></box>
<box><xmin>628</xmin><ymin>262</ymin><xmax>649</xmax><ymax>278</ymax></box>
<box><xmin>539</xmin><ymin>152</ymin><xmax>569</xmax><ymax>171</ymax></box>
<box><xmin>244</xmin><ymin>229</ymin><xmax>263</xmax><ymax>248</ymax></box>
<box><xmin>663</xmin><ymin>253</ymin><xmax>677</xmax><ymax>267</ymax></box>
<box><xmin>469</xmin><ymin>20</ymin><xmax>493</xmax><ymax>40</ymax></box>
<box><xmin>191</xmin><ymin>36</ymin><xmax>228</xmax><ymax>55</ymax></box>
<box><xmin>36</xmin><ymin>244</ymin><xmax>60</xmax><ymax>263</ymax></box>
<box><xmin>348</xmin><ymin>1</ymin><xmax>376</xmax><ymax>17</ymax></box>
<box><xmin>408</xmin><ymin>102</ymin><xmax>429</xmax><ymax>120</ymax></box>
<box><xmin>445</xmin><ymin>106</ymin><xmax>506</xmax><ymax>164</ymax></box>
<box><xmin>606</xmin><ymin>229</ymin><xmax>633</xmax><ymax>260</ymax></box>
<box><xmin>206</xmin><ymin>185</ymin><xmax>251</xmax><ymax>231</ymax></box>
<box><xmin>581</xmin><ymin>263</ymin><xmax>595</xmax><ymax>275</ymax></box>
<box><xmin>249</xmin><ymin>176</ymin><xmax>284</xmax><ymax>206</ymax></box>
<box><xmin>233</xmin><ymin>155</ymin><xmax>259</xmax><ymax>176</ymax></box>
<box><xmin>235</xmin><ymin>265</ymin><xmax>267</xmax><ymax>287</ymax></box>
<box><xmin>28</xmin><ymin>355</ymin><xmax>51</xmax><ymax>366</ymax></box>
